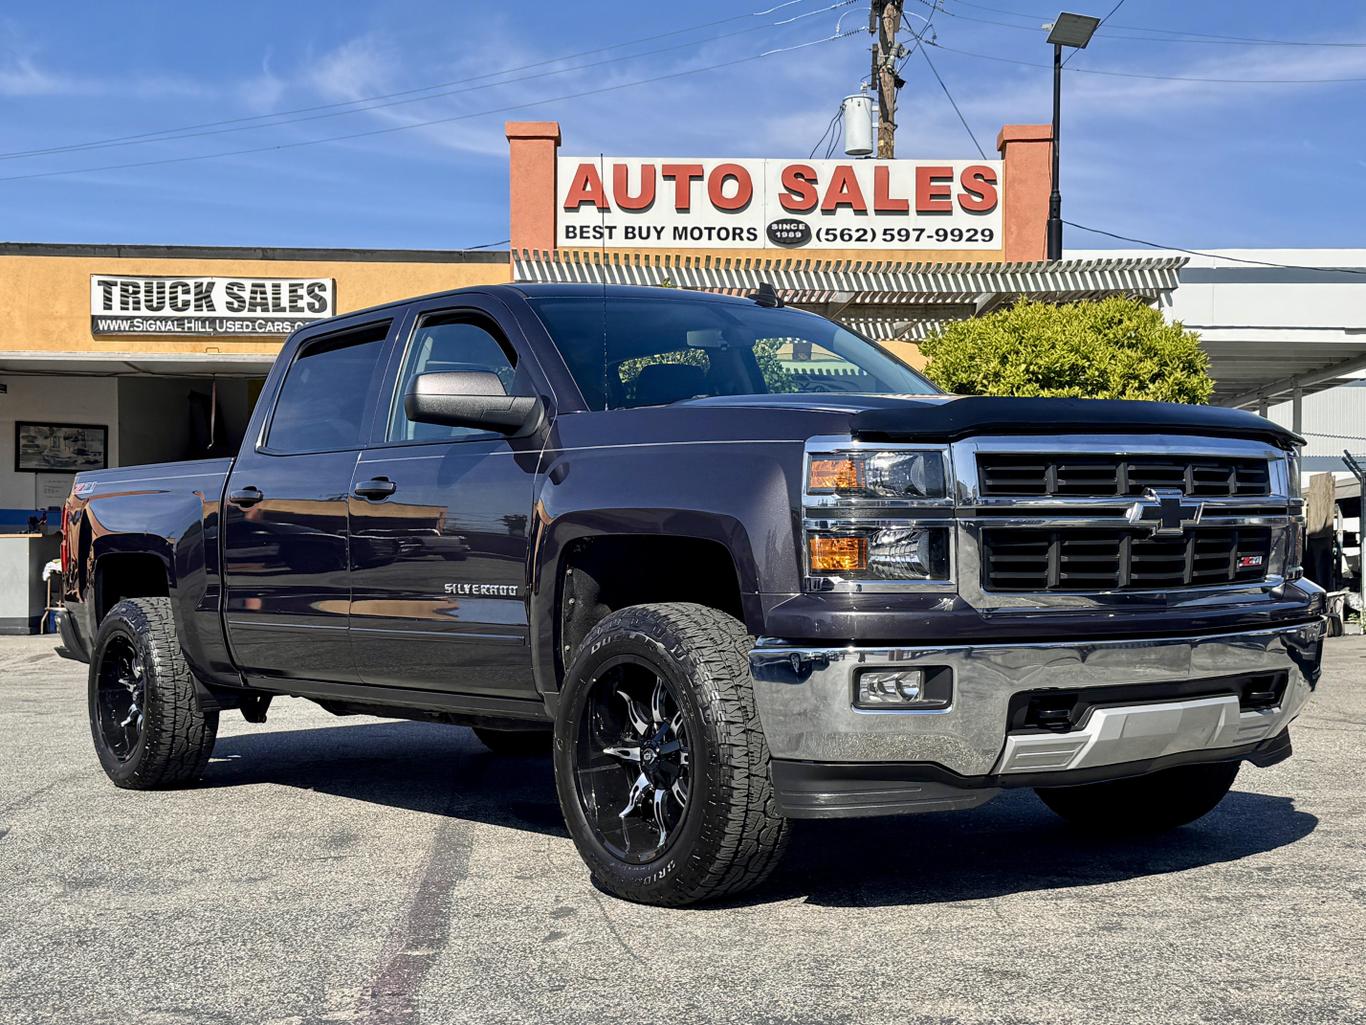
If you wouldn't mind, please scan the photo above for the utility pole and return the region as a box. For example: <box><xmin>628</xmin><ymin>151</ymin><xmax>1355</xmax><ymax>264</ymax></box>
<box><xmin>870</xmin><ymin>0</ymin><xmax>905</xmax><ymax>159</ymax></box>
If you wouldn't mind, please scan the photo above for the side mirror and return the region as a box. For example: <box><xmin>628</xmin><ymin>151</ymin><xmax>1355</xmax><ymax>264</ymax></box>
<box><xmin>404</xmin><ymin>371</ymin><xmax>543</xmax><ymax>436</ymax></box>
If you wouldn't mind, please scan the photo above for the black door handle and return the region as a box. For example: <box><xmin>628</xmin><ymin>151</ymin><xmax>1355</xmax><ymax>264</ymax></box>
<box><xmin>228</xmin><ymin>486</ymin><xmax>263</xmax><ymax>507</ymax></box>
<box><xmin>353</xmin><ymin>477</ymin><xmax>397</xmax><ymax>500</ymax></box>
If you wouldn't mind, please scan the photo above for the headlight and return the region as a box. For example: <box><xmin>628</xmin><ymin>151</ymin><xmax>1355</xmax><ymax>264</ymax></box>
<box><xmin>1286</xmin><ymin>450</ymin><xmax>1302</xmax><ymax>499</ymax></box>
<box><xmin>807</xmin><ymin>449</ymin><xmax>949</xmax><ymax>501</ymax></box>
<box><xmin>808</xmin><ymin>525</ymin><xmax>951</xmax><ymax>580</ymax></box>
<box><xmin>803</xmin><ymin>441</ymin><xmax>955</xmax><ymax>589</ymax></box>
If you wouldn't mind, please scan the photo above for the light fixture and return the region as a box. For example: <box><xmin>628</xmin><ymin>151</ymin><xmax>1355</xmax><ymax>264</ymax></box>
<box><xmin>1046</xmin><ymin>12</ymin><xmax>1100</xmax><ymax>48</ymax></box>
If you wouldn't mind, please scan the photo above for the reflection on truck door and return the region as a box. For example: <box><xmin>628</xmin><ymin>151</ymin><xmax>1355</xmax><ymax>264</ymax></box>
<box><xmin>347</xmin><ymin>302</ymin><xmax>539</xmax><ymax>698</ymax></box>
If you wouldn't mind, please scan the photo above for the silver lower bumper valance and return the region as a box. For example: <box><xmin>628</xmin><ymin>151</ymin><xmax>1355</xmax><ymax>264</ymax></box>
<box><xmin>748</xmin><ymin>620</ymin><xmax>1324</xmax><ymax>778</ymax></box>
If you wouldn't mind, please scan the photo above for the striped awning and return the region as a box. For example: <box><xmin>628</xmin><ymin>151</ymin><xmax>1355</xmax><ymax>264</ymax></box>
<box><xmin>512</xmin><ymin>249</ymin><xmax>1187</xmax><ymax>307</ymax></box>
<box><xmin>841</xmin><ymin>317</ymin><xmax>960</xmax><ymax>342</ymax></box>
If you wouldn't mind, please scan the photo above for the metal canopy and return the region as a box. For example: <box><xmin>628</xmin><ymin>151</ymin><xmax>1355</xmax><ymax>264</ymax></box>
<box><xmin>0</xmin><ymin>350</ymin><xmax>275</xmax><ymax>378</ymax></box>
<box><xmin>1204</xmin><ymin>338</ymin><xmax>1366</xmax><ymax>408</ymax></box>
<box><xmin>512</xmin><ymin>250</ymin><xmax>1187</xmax><ymax>342</ymax></box>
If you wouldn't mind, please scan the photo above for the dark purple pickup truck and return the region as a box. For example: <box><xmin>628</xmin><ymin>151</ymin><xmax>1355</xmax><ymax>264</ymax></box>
<box><xmin>61</xmin><ymin>283</ymin><xmax>1324</xmax><ymax>905</ymax></box>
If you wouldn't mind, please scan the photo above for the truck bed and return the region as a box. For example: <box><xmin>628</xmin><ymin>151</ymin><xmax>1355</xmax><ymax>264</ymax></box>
<box><xmin>72</xmin><ymin>457</ymin><xmax>234</xmax><ymax>503</ymax></box>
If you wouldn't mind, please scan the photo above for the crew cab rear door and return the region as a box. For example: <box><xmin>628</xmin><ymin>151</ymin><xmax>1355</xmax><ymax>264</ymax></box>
<box><xmin>346</xmin><ymin>295</ymin><xmax>548</xmax><ymax>699</ymax></box>
<box><xmin>222</xmin><ymin>317</ymin><xmax>395</xmax><ymax>684</ymax></box>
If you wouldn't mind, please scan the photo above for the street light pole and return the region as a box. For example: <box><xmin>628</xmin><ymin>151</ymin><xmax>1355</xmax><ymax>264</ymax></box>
<box><xmin>1043</xmin><ymin>12</ymin><xmax>1100</xmax><ymax>262</ymax></box>
<box><xmin>1047</xmin><ymin>41</ymin><xmax>1063</xmax><ymax>261</ymax></box>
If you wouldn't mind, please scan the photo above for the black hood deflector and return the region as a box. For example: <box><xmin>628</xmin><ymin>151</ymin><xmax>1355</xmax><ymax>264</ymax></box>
<box><xmin>851</xmin><ymin>396</ymin><xmax>1300</xmax><ymax>449</ymax></box>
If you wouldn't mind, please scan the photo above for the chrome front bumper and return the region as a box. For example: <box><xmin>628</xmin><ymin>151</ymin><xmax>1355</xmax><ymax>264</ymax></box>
<box><xmin>748</xmin><ymin>620</ymin><xmax>1324</xmax><ymax>780</ymax></box>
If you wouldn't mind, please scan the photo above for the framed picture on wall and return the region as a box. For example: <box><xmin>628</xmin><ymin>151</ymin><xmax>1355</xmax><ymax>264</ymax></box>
<box><xmin>14</xmin><ymin>422</ymin><xmax>108</xmax><ymax>473</ymax></box>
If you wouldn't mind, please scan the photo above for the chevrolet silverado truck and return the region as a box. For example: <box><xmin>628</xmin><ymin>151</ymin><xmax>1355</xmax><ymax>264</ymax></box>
<box><xmin>60</xmin><ymin>283</ymin><xmax>1325</xmax><ymax>906</ymax></box>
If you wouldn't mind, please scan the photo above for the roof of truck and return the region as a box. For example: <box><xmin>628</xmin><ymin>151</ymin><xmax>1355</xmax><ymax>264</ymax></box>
<box><xmin>504</xmin><ymin>283</ymin><xmax>755</xmax><ymax>303</ymax></box>
<box><xmin>305</xmin><ymin>282</ymin><xmax>761</xmax><ymax>329</ymax></box>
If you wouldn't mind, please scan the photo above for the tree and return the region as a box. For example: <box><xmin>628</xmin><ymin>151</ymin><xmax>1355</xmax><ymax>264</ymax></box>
<box><xmin>918</xmin><ymin>297</ymin><xmax>1213</xmax><ymax>404</ymax></box>
<box><xmin>617</xmin><ymin>337</ymin><xmax>795</xmax><ymax>402</ymax></box>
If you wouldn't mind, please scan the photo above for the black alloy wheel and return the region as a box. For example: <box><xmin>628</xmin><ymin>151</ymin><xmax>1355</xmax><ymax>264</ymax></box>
<box><xmin>94</xmin><ymin>634</ymin><xmax>146</xmax><ymax>762</ymax></box>
<box><xmin>553</xmin><ymin>603</ymin><xmax>789</xmax><ymax>906</ymax></box>
<box><xmin>88</xmin><ymin>597</ymin><xmax>219</xmax><ymax>789</ymax></box>
<box><xmin>573</xmin><ymin>656</ymin><xmax>691</xmax><ymax>865</ymax></box>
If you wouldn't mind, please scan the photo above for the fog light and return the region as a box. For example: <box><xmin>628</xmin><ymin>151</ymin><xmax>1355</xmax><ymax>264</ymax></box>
<box><xmin>855</xmin><ymin>668</ymin><xmax>952</xmax><ymax>710</ymax></box>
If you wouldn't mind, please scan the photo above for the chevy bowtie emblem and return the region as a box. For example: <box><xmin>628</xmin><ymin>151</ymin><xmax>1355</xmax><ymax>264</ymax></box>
<box><xmin>1126</xmin><ymin>488</ymin><xmax>1203</xmax><ymax>537</ymax></box>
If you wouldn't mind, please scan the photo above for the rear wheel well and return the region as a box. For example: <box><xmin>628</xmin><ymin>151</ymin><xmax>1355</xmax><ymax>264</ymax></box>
<box><xmin>94</xmin><ymin>553</ymin><xmax>170</xmax><ymax>624</ymax></box>
<box><xmin>558</xmin><ymin>535</ymin><xmax>747</xmax><ymax>683</ymax></box>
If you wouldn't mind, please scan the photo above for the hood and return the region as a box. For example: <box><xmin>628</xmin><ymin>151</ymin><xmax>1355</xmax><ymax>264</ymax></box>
<box><xmin>676</xmin><ymin>393</ymin><xmax>1300</xmax><ymax>449</ymax></box>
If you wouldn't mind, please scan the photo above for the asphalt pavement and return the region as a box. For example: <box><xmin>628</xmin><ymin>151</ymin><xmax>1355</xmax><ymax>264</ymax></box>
<box><xmin>1</xmin><ymin>632</ymin><xmax>1363</xmax><ymax>1025</ymax></box>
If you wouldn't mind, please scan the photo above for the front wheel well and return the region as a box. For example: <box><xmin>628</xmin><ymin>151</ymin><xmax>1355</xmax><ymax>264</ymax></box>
<box><xmin>93</xmin><ymin>552</ymin><xmax>170</xmax><ymax>624</ymax></box>
<box><xmin>557</xmin><ymin>535</ymin><xmax>749</xmax><ymax>681</ymax></box>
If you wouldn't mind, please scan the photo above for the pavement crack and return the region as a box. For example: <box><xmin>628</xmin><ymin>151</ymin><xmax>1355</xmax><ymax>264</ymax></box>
<box><xmin>588</xmin><ymin>889</ymin><xmax>650</xmax><ymax>969</ymax></box>
<box><xmin>0</xmin><ymin>771</ymin><xmax>85</xmax><ymax>818</ymax></box>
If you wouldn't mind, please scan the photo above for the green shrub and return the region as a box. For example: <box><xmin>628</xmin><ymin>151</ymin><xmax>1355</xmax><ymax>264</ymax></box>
<box><xmin>919</xmin><ymin>296</ymin><xmax>1213</xmax><ymax>404</ymax></box>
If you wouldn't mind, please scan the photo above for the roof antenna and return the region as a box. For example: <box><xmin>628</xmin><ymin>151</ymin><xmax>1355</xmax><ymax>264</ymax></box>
<box><xmin>749</xmin><ymin>281</ymin><xmax>783</xmax><ymax>308</ymax></box>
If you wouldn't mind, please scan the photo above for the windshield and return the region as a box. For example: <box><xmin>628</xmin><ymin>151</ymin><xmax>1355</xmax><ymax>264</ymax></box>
<box><xmin>527</xmin><ymin>295</ymin><xmax>938</xmax><ymax>410</ymax></box>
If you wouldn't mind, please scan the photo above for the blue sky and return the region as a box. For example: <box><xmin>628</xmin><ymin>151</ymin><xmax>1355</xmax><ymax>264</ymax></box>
<box><xmin>2</xmin><ymin>1</ymin><xmax>1364</xmax><ymax>251</ymax></box>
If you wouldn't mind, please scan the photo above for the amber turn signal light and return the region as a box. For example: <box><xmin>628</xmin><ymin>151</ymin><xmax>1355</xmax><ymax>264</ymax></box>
<box><xmin>808</xmin><ymin>457</ymin><xmax>863</xmax><ymax>493</ymax></box>
<box><xmin>809</xmin><ymin>535</ymin><xmax>867</xmax><ymax>573</ymax></box>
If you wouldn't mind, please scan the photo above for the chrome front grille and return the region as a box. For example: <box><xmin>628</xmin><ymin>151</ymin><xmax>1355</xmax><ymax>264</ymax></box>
<box><xmin>951</xmin><ymin>434</ymin><xmax>1295</xmax><ymax>607</ymax></box>
<box><xmin>977</xmin><ymin>453</ymin><xmax>1271</xmax><ymax>498</ymax></box>
<box><xmin>980</xmin><ymin>526</ymin><xmax>1273</xmax><ymax>592</ymax></box>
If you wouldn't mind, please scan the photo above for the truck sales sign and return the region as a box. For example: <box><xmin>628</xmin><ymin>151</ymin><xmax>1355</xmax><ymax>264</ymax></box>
<box><xmin>557</xmin><ymin>157</ymin><xmax>1003</xmax><ymax>251</ymax></box>
<box><xmin>90</xmin><ymin>275</ymin><xmax>336</xmax><ymax>336</ymax></box>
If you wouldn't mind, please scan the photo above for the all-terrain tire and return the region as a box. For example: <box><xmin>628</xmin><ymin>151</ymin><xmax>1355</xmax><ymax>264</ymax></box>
<box><xmin>1035</xmin><ymin>761</ymin><xmax>1240</xmax><ymax>833</ymax></box>
<box><xmin>553</xmin><ymin>602</ymin><xmax>789</xmax><ymax>906</ymax></box>
<box><xmin>88</xmin><ymin>597</ymin><xmax>219</xmax><ymax>789</ymax></box>
<box><xmin>472</xmin><ymin>726</ymin><xmax>552</xmax><ymax>756</ymax></box>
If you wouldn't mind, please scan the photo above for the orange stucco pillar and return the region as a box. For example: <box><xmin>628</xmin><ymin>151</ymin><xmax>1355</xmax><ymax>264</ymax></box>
<box><xmin>996</xmin><ymin>124</ymin><xmax>1053</xmax><ymax>263</ymax></box>
<box><xmin>506</xmin><ymin>121</ymin><xmax>561</xmax><ymax>255</ymax></box>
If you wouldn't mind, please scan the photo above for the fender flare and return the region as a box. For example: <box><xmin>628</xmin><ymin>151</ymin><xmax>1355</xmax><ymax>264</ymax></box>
<box><xmin>528</xmin><ymin>509</ymin><xmax>764</xmax><ymax>696</ymax></box>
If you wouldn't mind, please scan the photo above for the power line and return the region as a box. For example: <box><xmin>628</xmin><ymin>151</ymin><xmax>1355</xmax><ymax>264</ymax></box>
<box><xmin>926</xmin><ymin>39</ymin><xmax>1366</xmax><ymax>83</ymax></box>
<box><xmin>0</xmin><ymin>0</ymin><xmax>853</xmax><ymax>163</ymax></box>
<box><xmin>809</xmin><ymin>105</ymin><xmax>845</xmax><ymax>158</ymax></box>
<box><xmin>1</xmin><ymin>10</ymin><xmax>846</xmax><ymax>162</ymax></box>
<box><xmin>1102</xmin><ymin>19</ymin><xmax>1366</xmax><ymax>47</ymax></box>
<box><xmin>896</xmin><ymin>2</ymin><xmax>938</xmax><ymax>74</ymax></box>
<box><xmin>1063</xmin><ymin>220</ymin><xmax>1366</xmax><ymax>277</ymax></box>
<box><xmin>926</xmin><ymin>0</ymin><xmax>1366</xmax><ymax>46</ymax></box>
<box><xmin>892</xmin><ymin>8</ymin><xmax>986</xmax><ymax>160</ymax></box>
<box><xmin>0</xmin><ymin>31</ymin><xmax>859</xmax><ymax>185</ymax></box>
<box><xmin>459</xmin><ymin>238</ymin><xmax>511</xmax><ymax>251</ymax></box>
<box><xmin>824</xmin><ymin>111</ymin><xmax>845</xmax><ymax>158</ymax></box>
<box><xmin>919</xmin><ymin>46</ymin><xmax>987</xmax><ymax>158</ymax></box>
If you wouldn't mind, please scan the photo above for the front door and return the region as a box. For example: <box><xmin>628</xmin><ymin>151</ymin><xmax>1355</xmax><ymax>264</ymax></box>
<box><xmin>347</xmin><ymin>302</ymin><xmax>542</xmax><ymax>698</ymax></box>
<box><xmin>222</xmin><ymin>318</ymin><xmax>392</xmax><ymax>684</ymax></box>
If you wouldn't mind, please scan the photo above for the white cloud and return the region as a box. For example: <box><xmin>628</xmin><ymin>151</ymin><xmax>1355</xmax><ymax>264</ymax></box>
<box><xmin>239</xmin><ymin>52</ymin><xmax>287</xmax><ymax>113</ymax></box>
<box><xmin>0</xmin><ymin>55</ymin><xmax>72</xmax><ymax>96</ymax></box>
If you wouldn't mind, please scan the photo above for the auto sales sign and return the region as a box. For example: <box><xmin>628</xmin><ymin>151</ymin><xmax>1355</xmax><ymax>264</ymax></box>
<box><xmin>557</xmin><ymin>157</ymin><xmax>1002</xmax><ymax>251</ymax></box>
<box><xmin>90</xmin><ymin>275</ymin><xmax>336</xmax><ymax>336</ymax></box>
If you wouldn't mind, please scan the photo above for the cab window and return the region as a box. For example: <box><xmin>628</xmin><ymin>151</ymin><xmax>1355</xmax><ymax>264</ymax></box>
<box><xmin>266</xmin><ymin>322</ymin><xmax>389</xmax><ymax>453</ymax></box>
<box><xmin>388</xmin><ymin>312</ymin><xmax>524</xmax><ymax>443</ymax></box>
